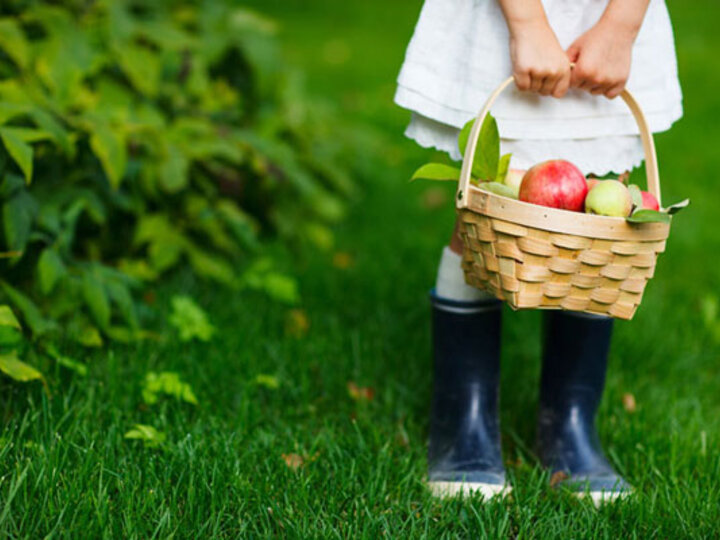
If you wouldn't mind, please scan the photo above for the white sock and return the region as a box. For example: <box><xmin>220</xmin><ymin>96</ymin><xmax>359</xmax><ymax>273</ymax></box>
<box><xmin>435</xmin><ymin>247</ymin><xmax>494</xmax><ymax>302</ymax></box>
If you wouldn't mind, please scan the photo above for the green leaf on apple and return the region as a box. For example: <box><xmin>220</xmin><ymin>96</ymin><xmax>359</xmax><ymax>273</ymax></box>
<box><xmin>478</xmin><ymin>182</ymin><xmax>517</xmax><ymax>199</ymax></box>
<box><xmin>664</xmin><ymin>198</ymin><xmax>690</xmax><ymax>215</ymax></box>
<box><xmin>626</xmin><ymin>209</ymin><xmax>671</xmax><ymax>224</ymax></box>
<box><xmin>412</xmin><ymin>113</ymin><xmax>512</xmax><ymax>195</ymax></box>
<box><xmin>476</xmin><ymin>115</ymin><xmax>500</xmax><ymax>181</ymax></box>
<box><xmin>410</xmin><ymin>163</ymin><xmax>462</xmax><ymax>183</ymax></box>
<box><xmin>496</xmin><ymin>153</ymin><xmax>511</xmax><ymax>185</ymax></box>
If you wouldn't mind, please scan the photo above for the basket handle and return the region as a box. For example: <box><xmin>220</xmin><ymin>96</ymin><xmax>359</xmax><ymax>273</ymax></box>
<box><xmin>456</xmin><ymin>76</ymin><xmax>661</xmax><ymax>209</ymax></box>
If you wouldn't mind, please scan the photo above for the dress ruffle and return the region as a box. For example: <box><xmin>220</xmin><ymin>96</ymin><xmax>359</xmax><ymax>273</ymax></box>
<box><xmin>405</xmin><ymin>113</ymin><xmax>644</xmax><ymax>176</ymax></box>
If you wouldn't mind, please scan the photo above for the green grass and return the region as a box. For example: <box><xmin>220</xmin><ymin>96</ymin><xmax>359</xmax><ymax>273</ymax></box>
<box><xmin>2</xmin><ymin>0</ymin><xmax>720</xmax><ymax>537</ymax></box>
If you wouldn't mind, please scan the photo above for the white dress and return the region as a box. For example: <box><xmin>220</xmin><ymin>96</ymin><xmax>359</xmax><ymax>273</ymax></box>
<box><xmin>395</xmin><ymin>0</ymin><xmax>683</xmax><ymax>175</ymax></box>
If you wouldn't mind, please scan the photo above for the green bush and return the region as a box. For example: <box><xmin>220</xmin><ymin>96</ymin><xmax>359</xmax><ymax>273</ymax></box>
<box><xmin>0</xmin><ymin>0</ymin><xmax>354</xmax><ymax>381</ymax></box>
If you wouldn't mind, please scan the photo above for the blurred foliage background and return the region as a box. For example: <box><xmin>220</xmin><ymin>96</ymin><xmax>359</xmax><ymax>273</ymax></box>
<box><xmin>0</xmin><ymin>0</ymin><xmax>364</xmax><ymax>382</ymax></box>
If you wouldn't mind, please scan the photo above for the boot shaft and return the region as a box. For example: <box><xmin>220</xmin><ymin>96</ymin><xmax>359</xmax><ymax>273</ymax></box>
<box><xmin>538</xmin><ymin>310</ymin><xmax>616</xmax><ymax>476</ymax></box>
<box><xmin>431</xmin><ymin>294</ymin><xmax>502</xmax><ymax>389</ymax></box>
<box><xmin>540</xmin><ymin>311</ymin><xmax>613</xmax><ymax>412</ymax></box>
<box><xmin>428</xmin><ymin>293</ymin><xmax>503</xmax><ymax>469</ymax></box>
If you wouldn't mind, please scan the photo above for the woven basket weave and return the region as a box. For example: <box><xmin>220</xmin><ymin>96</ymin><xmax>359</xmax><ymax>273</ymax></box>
<box><xmin>456</xmin><ymin>78</ymin><xmax>671</xmax><ymax>320</ymax></box>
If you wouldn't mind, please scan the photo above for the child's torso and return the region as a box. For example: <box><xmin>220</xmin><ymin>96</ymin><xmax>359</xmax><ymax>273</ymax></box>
<box><xmin>395</xmin><ymin>0</ymin><xmax>683</xmax><ymax>138</ymax></box>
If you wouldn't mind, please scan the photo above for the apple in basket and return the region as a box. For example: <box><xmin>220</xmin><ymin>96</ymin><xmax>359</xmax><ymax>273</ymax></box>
<box><xmin>503</xmin><ymin>168</ymin><xmax>526</xmax><ymax>197</ymax></box>
<box><xmin>584</xmin><ymin>180</ymin><xmax>633</xmax><ymax>217</ymax></box>
<box><xmin>629</xmin><ymin>183</ymin><xmax>661</xmax><ymax>212</ymax></box>
<box><xmin>641</xmin><ymin>190</ymin><xmax>660</xmax><ymax>211</ymax></box>
<box><xmin>518</xmin><ymin>160</ymin><xmax>588</xmax><ymax>212</ymax></box>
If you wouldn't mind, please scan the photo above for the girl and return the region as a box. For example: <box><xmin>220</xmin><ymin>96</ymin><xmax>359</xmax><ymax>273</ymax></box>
<box><xmin>395</xmin><ymin>0</ymin><xmax>682</xmax><ymax>502</ymax></box>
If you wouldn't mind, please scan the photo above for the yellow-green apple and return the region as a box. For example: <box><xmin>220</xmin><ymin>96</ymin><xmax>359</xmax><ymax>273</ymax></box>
<box><xmin>519</xmin><ymin>160</ymin><xmax>588</xmax><ymax>212</ymax></box>
<box><xmin>641</xmin><ymin>191</ymin><xmax>660</xmax><ymax>211</ymax></box>
<box><xmin>584</xmin><ymin>180</ymin><xmax>633</xmax><ymax>217</ymax></box>
<box><xmin>503</xmin><ymin>168</ymin><xmax>526</xmax><ymax>197</ymax></box>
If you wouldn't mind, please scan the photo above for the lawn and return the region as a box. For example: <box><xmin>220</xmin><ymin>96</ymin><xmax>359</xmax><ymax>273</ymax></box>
<box><xmin>1</xmin><ymin>0</ymin><xmax>719</xmax><ymax>537</ymax></box>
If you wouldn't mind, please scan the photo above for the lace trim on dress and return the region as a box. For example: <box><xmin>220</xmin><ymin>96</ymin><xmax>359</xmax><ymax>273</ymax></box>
<box><xmin>405</xmin><ymin>113</ymin><xmax>645</xmax><ymax>176</ymax></box>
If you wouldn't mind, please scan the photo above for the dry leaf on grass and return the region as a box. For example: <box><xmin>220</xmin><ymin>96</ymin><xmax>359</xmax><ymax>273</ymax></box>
<box><xmin>622</xmin><ymin>393</ymin><xmax>637</xmax><ymax>413</ymax></box>
<box><xmin>281</xmin><ymin>453</ymin><xmax>304</xmax><ymax>471</ymax></box>
<box><xmin>347</xmin><ymin>381</ymin><xmax>375</xmax><ymax>402</ymax></box>
<box><xmin>285</xmin><ymin>309</ymin><xmax>309</xmax><ymax>338</ymax></box>
<box><xmin>549</xmin><ymin>470</ymin><xmax>569</xmax><ymax>487</ymax></box>
<box><xmin>332</xmin><ymin>252</ymin><xmax>354</xmax><ymax>269</ymax></box>
<box><xmin>281</xmin><ymin>451</ymin><xmax>319</xmax><ymax>471</ymax></box>
<box><xmin>507</xmin><ymin>457</ymin><xmax>528</xmax><ymax>469</ymax></box>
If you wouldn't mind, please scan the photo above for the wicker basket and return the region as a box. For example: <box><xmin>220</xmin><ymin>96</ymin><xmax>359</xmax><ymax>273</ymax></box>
<box><xmin>456</xmin><ymin>77</ymin><xmax>671</xmax><ymax>320</ymax></box>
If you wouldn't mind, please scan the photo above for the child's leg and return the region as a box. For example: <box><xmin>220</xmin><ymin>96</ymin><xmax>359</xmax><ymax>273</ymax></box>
<box><xmin>435</xmin><ymin>220</ymin><xmax>495</xmax><ymax>302</ymax></box>
<box><xmin>537</xmin><ymin>310</ymin><xmax>632</xmax><ymax>504</ymax></box>
<box><xmin>427</xmin><ymin>218</ymin><xmax>508</xmax><ymax>498</ymax></box>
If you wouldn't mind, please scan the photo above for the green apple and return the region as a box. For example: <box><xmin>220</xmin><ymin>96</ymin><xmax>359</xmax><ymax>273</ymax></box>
<box><xmin>585</xmin><ymin>180</ymin><xmax>633</xmax><ymax>217</ymax></box>
<box><xmin>627</xmin><ymin>184</ymin><xmax>643</xmax><ymax>209</ymax></box>
<box><xmin>503</xmin><ymin>168</ymin><xmax>526</xmax><ymax>198</ymax></box>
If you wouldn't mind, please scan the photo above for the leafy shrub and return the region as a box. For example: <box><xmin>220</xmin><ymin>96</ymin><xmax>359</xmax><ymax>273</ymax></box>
<box><xmin>0</xmin><ymin>0</ymin><xmax>354</xmax><ymax>381</ymax></box>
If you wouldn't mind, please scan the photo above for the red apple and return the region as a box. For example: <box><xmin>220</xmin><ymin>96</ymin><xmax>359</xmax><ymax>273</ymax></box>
<box><xmin>519</xmin><ymin>160</ymin><xmax>588</xmax><ymax>212</ymax></box>
<box><xmin>640</xmin><ymin>191</ymin><xmax>660</xmax><ymax>211</ymax></box>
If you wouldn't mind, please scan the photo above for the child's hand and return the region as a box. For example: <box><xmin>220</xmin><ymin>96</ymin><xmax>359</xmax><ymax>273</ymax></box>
<box><xmin>510</xmin><ymin>20</ymin><xmax>572</xmax><ymax>98</ymax></box>
<box><xmin>567</xmin><ymin>19</ymin><xmax>635</xmax><ymax>99</ymax></box>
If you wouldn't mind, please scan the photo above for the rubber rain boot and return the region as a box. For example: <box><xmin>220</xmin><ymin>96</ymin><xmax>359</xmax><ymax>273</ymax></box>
<box><xmin>538</xmin><ymin>310</ymin><xmax>632</xmax><ymax>505</ymax></box>
<box><xmin>427</xmin><ymin>291</ymin><xmax>509</xmax><ymax>499</ymax></box>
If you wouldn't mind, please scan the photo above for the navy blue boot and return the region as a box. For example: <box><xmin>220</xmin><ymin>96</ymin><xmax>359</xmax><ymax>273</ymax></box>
<box><xmin>427</xmin><ymin>292</ymin><xmax>509</xmax><ymax>498</ymax></box>
<box><xmin>538</xmin><ymin>310</ymin><xmax>632</xmax><ymax>504</ymax></box>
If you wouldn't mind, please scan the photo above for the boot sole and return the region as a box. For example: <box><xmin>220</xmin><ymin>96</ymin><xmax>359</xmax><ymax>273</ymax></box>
<box><xmin>578</xmin><ymin>489</ymin><xmax>632</xmax><ymax>507</ymax></box>
<box><xmin>428</xmin><ymin>481</ymin><xmax>511</xmax><ymax>500</ymax></box>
